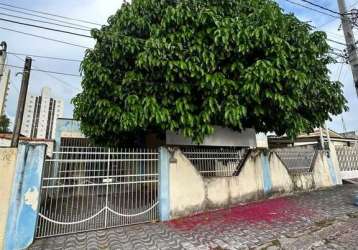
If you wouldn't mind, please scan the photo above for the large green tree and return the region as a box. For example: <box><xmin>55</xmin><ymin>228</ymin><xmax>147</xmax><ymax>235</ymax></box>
<box><xmin>73</xmin><ymin>0</ymin><xmax>347</xmax><ymax>145</ymax></box>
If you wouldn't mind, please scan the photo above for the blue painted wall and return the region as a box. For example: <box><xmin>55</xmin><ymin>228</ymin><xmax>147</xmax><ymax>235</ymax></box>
<box><xmin>159</xmin><ymin>147</ymin><xmax>170</xmax><ymax>221</ymax></box>
<box><xmin>261</xmin><ymin>153</ymin><xmax>272</xmax><ymax>193</ymax></box>
<box><xmin>4</xmin><ymin>143</ymin><xmax>46</xmax><ymax>250</ymax></box>
<box><xmin>326</xmin><ymin>155</ymin><xmax>337</xmax><ymax>185</ymax></box>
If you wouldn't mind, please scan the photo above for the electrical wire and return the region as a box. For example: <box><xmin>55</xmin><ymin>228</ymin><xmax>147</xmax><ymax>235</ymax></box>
<box><xmin>283</xmin><ymin>0</ymin><xmax>339</xmax><ymax>18</ymax></box>
<box><xmin>1</xmin><ymin>63</ymin><xmax>81</xmax><ymax>77</ymax></box>
<box><xmin>327</xmin><ymin>38</ymin><xmax>346</xmax><ymax>46</ymax></box>
<box><xmin>10</xmin><ymin>54</ymin><xmax>82</xmax><ymax>92</ymax></box>
<box><xmin>0</xmin><ymin>6</ymin><xmax>94</xmax><ymax>30</ymax></box>
<box><xmin>0</xmin><ymin>26</ymin><xmax>91</xmax><ymax>49</ymax></box>
<box><xmin>0</xmin><ymin>17</ymin><xmax>92</xmax><ymax>38</ymax></box>
<box><xmin>0</xmin><ymin>12</ymin><xmax>91</xmax><ymax>32</ymax></box>
<box><xmin>316</xmin><ymin>18</ymin><xmax>339</xmax><ymax>29</ymax></box>
<box><xmin>299</xmin><ymin>0</ymin><xmax>342</xmax><ymax>16</ymax></box>
<box><xmin>7</xmin><ymin>52</ymin><xmax>82</xmax><ymax>62</ymax></box>
<box><xmin>0</xmin><ymin>2</ymin><xmax>101</xmax><ymax>26</ymax></box>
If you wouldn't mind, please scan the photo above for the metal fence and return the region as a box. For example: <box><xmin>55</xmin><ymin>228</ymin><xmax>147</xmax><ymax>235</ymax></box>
<box><xmin>36</xmin><ymin>147</ymin><xmax>159</xmax><ymax>238</ymax></box>
<box><xmin>336</xmin><ymin>146</ymin><xmax>358</xmax><ymax>171</ymax></box>
<box><xmin>180</xmin><ymin>147</ymin><xmax>248</xmax><ymax>177</ymax></box>
<box><xmin>274</xmin><ymin>148</ymin><xmax>317</xmax><ymax>172</ymax></box>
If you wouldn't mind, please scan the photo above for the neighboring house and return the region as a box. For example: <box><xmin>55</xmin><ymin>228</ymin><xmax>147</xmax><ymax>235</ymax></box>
<box><xmin>166</xmin><ymin>127</ymin><xmax>268</xmax><ymax>148</ymax></box>
<box><xmin>21</xmin><ymin>87</ymin><xmax>64</xmax><ymax>139</ymax></box>
<box><xmin>341</xmin><ymin>131</ymin><xmax>358</xmax><ymax>139</ymax></box>
<box><xmin>0</xmin><ymin>67</ymin><xmax>10</xmax><ymax>115</ymax></box>
<box><xmin>56</xmin><ymin>118</ymin><xmax>268</xmax><ymax>149</ymax></box>
<box><xmin>268</xmin><ymin>128</ymin><xmax>358</xmax><ymax>148</ymax></box>
<box><xmin>0</xmin><ymin>132</ymin><xmax>54</xmax><ymax>157</ymax></box>
<box><xmin>55</xmin><ymin>118</ymin><xmax>89</xmax><ymax>147</ymax></box>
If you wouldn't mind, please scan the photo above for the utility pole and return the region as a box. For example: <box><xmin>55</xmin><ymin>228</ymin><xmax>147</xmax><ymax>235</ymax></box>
<box><xmin>0</xmin><ymin>41</ymin><xmax>7</xmax><ymax>81</ymax></box>
<box><xmin>11</xmin><ymin>57</ymin><xmax>32</xmax><ymax>147</ymax></box>
<box><xmin>337</xmin><ymin>0</ymin><xmax>358</xmax><ymax>97</ymax></box>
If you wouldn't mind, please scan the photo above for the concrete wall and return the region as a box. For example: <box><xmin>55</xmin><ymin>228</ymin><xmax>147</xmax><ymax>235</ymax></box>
<box><xmin>0</xmin><ymin>138</ymin><xmax>54</xmax><ymax>157</ymax></box>
<box><xmin>291</xmin><ymin>172</ymin><xmax>315</xmax><ymax>191</ymax></box>
<box><xmin>169</xmin><ymin>150</ymin><xmax>206</xmax><ymax>218</ymax></box>
<box><xmin>312</xmin><ymin>152</ymin><xmax>335</xmax><ymax>188</ymax></box>
<box><xmin>4</xmin><ymin>143</ymin><xmax>46</xmax><ymax>250</ymax></box>
<box><xmin>0</xmin><ymin>148</ymin><xmax>17</xmax><ymax>250</ymax></box>
<box><xmin>166</xmin><ymin>149</ymin><xmax>338</xmax><ymax>219</ymax></box>
<box><xmin>268</xmin><ymin>153</ymin><xmax>294</xmax><ymax>193</ymax></box>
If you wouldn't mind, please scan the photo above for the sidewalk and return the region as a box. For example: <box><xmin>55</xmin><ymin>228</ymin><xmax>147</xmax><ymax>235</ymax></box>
<box><xmin>29</xmin><ymin>185</ymin><xmax>358</xmax><ymax>250</ymax></box>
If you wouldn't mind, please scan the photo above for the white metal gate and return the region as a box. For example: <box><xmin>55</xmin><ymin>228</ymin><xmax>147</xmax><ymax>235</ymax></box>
<box><xmin>36</xmin><ymin>147</ymin><xmax>159</xmax><ymax>238</ymax></box>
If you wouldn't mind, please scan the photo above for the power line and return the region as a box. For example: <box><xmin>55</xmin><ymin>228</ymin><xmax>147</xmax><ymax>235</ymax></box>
<box><xmin>0</xmin><ymin>2</ymin><xmax>101</xmax><ymax>26</ymax></box>
<box><xmin>283</xmin><ymin>0</ymin><xmax>339</xmax><ymax>18</ymax></box>
<box><xmin>1</xmin><ymin>63</ymin><xmax>81</xmax><ymax>77</ymax></box>
<box><xmin>0</xmin><ymin>12</ymin><xmax>91</xmax><ymax>32</ymax></box>
<box><xmin>327</xmin><ymin>38</ymin><xmax>347</xmax><ymax>46</ymax></box>
<box><xmin>0</xmin><ymin>6</ymin><xmax>94</xmax><ymax>30</ymax></box>
<box><xmin>0</xmin><ymin>17</ymin><xmax>92</xmax><ymax>38</ymax></box>
<box><xmin>7</xmin><ymin>52</ymin><xmax>82</xmax><ymax>62</ymax></box>
<box><xmin>11</xmin><ymin>54</ymin><xmax>81</xmax><ymax>92</ymax></box>
<box><xmin>0</xmin><ymin>26</ymin><xmax>91</xmax><ymax>49</ymax></box>
<box><xmin>325</xmin><ymin>30</ymin><xmax>345</xmax><ymax>39</ymax></box>
<box><xmin>299</xmin><ymin>0</ymin><xmax>342</xmax><ymax>16</ymax></box>
<box><xmin>316</xmin><ymin>18</ymin><xmax>339</xmax><ymax>29</ymax></box>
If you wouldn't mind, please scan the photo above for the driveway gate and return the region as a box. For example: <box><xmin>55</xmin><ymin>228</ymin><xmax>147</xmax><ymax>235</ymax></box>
<box><xmin>36</xmin><ymin>147</ymin><xmax>159</xmax><ymax>238</ymax></box>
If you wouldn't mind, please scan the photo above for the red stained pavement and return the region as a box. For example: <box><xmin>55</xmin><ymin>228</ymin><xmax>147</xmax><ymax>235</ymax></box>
<box><xmin>167</xmin><ymin>196</ymin><xmax>315</xmax><ymax>231</ymax></box>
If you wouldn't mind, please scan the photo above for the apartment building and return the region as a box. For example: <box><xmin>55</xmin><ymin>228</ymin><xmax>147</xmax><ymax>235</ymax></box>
<box><xmin>0</xmin><ymin>67</ymin><xmax>10</xmax><ymax>115</ymax></box>
<box><xmin>21</xmin><ymin>87</ymin><xmax>64</xmax><ymax>139</ymax></box>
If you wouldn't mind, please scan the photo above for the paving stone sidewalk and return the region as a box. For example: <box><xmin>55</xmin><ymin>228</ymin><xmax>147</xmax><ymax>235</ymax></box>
<box><xmin>29</xmin><ymin>185</ymin><xmax>358</xmax><ymax>250</ymax></box>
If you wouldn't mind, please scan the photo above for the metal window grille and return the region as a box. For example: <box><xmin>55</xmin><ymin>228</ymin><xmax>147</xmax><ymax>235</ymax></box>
<box><xmin>336</xmin><ymin>146</ymin><xmax>358</xmax><ymax>171</ymax></box>
<box><xmin>60</xmin><ymin>137</ymin><xmax>93</xmax><ymax>147</ymax></box>
<box><xmin>36</xmin><ymin>147</ymin><xmax>159</xmax><ymax>238</ymax></box>
<box><xmin>274</xmin><ymin>148</ymin><xmax>317</xmax><ymax>172</ymax></box>
<box><xmin>180</xmin><ymin>146</ymin><xmax>248</xmax><ymax>177</ymax></box>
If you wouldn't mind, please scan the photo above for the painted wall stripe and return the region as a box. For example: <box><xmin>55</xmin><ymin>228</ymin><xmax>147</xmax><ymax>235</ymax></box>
<box><xmin>4</xmin><ymin>143</ymin><xmax>46</xmax><ymax>250</ymax></box>
<box><xmin>326</xmin><ymin>155</ymin><xmax>337</xmax><ymax>185</ymax></box>
<box><xmin>261</xmin><ymin>153</ymin><xmax>272</xmax><ymax>193</ymax></box>
<box><xmin>159</xmin><ymin>147</ymin><xmax>170</xmax><ymax>221</ymax></box>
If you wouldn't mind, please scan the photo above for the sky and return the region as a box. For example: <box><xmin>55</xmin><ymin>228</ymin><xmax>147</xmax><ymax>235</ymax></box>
<box><xmin>1</xmin><ymin>0</ymin><xmax>357</xmax><ymax>133</ymax></box>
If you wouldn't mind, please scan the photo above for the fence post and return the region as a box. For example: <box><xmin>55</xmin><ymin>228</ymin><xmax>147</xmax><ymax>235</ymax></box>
<box><xmin>4</xmin><ymin>143</ymin><xmax>47</xmax><ymax>250</ymax></box>
<box><xmin>159</xmin><ymin>147</ymin><xmax>170</xmax><ymax>221</ymax></box>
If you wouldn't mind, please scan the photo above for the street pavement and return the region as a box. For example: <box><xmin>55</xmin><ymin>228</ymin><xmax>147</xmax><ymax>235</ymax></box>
<box><xmin>29</xmin><ymin>184</ymin><xmax>358</xmax><ymax>250</ymax></box>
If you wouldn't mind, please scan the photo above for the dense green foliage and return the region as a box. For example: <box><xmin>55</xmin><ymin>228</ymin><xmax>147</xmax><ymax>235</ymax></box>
<box><xmin>73</xmin><ymin>0</ymin><xmax>347</xmax><ymax>144</ymax></box>
<box><xmin>0</xmin><ymin>114</ymin><xmax>10</xmax><ymax>133</ymax></box>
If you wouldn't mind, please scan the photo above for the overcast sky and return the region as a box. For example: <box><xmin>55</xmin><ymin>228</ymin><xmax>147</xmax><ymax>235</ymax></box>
<box><xmin>1</xmin><ymin>0</ymin><xmax>357</xmax><ymax>133</ymax></box>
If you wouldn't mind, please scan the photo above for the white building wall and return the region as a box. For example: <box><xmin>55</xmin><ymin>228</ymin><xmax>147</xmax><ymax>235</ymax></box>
<box><xmin>0</xmin><ymin>68</ymin><xmax>10</xmax><ymax>115</ymax></box>
<box><xmin>52</xmin><ymin>100</ymin><xmax>64</xmax><ymax>139</ymax></box>
<box><xmin>37</xmin><ymin>88</ymin><xmax>50</xmax><ymax>139</ymax></box>
<box><xmin>21</xmin><ymin>87</ymin><xmax>64</xmax><ymax>139</ymax></box>
<box><xmin>21</xmin><ymin>95</ymin><xmax>36</xmax><ymax>137</ymax></box>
